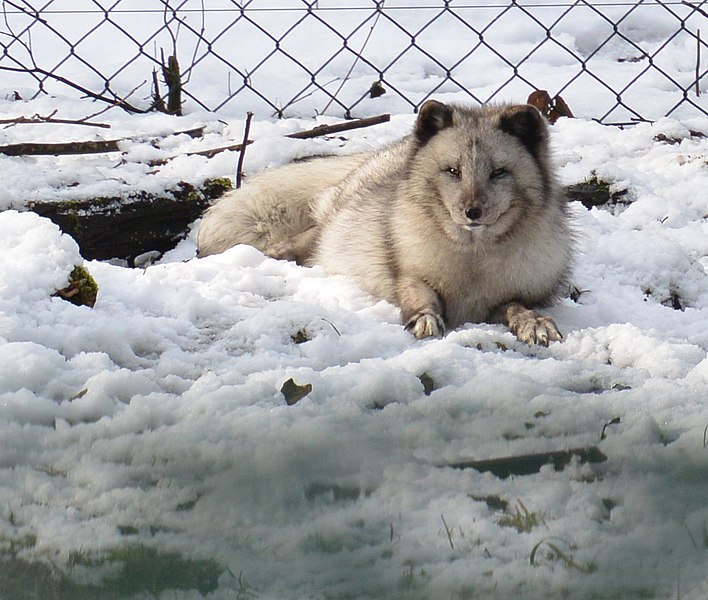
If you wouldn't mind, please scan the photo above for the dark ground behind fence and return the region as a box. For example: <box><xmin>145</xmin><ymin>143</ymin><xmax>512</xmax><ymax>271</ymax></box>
<box><xmin>0</xmin><ymin>1</ymin><xmax>706</xmax><ymax>123</ymax></box>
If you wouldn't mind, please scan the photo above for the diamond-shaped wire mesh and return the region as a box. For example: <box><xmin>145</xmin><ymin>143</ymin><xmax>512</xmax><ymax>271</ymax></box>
<box><xmin>0</xmin><ymin>0</ymin><xmax>705</xmax><ymax>123</ymax></box>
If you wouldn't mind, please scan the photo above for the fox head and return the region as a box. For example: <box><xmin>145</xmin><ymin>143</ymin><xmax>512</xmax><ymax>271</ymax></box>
<box><xmin>406</xmin><ymin>100</ymin><xmax>555</xmax><ymax>243</ymax></box>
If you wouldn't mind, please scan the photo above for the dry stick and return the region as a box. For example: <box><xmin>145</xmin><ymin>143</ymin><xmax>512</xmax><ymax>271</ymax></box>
<box><xmin>0</xmin><ymin>139</ymin><xmax>122</xmax><ymax>156</ymax></box>
<box><xmin>180</xmin><ymin>140</ymin><xmax>253</xmax><ymax>161</ymax></box>
<box><xmin>0</xmin><ymin>115</ymin><xmax>111</xmax><ymax>128</ymax></box>
<box><xmin>235</xmin><ymin>111</ymin><xmax>254</xmax><ymax>189</ymax></box>
<box><xmin>0</xmin><ymin>126</ymin><xmax>206</xmax><ymax>156</ymax></box>
<box><xmin>286</xmin><ymin>113</ymin><xmax>390</xmax><ymax>139</ymax></box>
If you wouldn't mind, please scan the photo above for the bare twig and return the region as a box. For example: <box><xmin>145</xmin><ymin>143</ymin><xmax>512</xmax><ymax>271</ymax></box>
<box><xmin>320</xmin><ymin>317</ymin><xmax>341</xmax><ymax>336</ymax></box>
<box><xmin>179</xmin><ymin>140</ymin><xmax>253</xmax><ymax>161</ymax></box>
<box><xmin>80</xmin><ymin>103</ymin><xmax>122</xmax><ymax>124</ymax></box>
<box><xmin>1</xmin><ymin>1</ymin><xmax>40</xmax><ymax>67</ymax></box>
<box><xmin>2</xmin><ymin>0</ymin><xmax>47</xmax><ymax>24</ymax></box>
<box><xmin>160</xmin><ymin>0</ymin><xmax>179</xmax><ymax>52</ymax></box>
<box><xmin>0</xmin><ymin>65</ymin><xmax>149</xmax><ymax>113</ymax></box>
<box><xmin>440</xmin><ymin>515</ymin><xmax>455</xmax><ymax>550</ymax></box>
<box><xmin>236</xmin><ymin>112</ymin><xmax>254</xmax><ymax>188</ymax></box>
<box><xmin>151</xmin><ymin>68</ymin><xmax>167</xmax><ymax>113</ymax></box>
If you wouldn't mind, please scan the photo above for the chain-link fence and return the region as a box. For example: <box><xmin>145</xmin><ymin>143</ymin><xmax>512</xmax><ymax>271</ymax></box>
<box><xmin>0</xmin><ymin>1</ymin><xmax>706</xmax><ymax>123</ymax></box>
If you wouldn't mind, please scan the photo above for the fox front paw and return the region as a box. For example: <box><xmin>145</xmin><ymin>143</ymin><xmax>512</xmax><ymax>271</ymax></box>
<box><xmin>405</xmin><ymin>310</ymin><xmax>445</xmax><ymax>339</ymax></box>
<box><xmin>509</xmin><ymin>311</ymin><xmax>562</xmax><ymax>346</ymax></box>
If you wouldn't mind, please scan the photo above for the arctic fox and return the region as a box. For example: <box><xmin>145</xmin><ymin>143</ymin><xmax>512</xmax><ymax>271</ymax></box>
<box><xmin>197</xmin><ymin>101</ymin><xmax>574</xmax><ymax>345</ymax></box>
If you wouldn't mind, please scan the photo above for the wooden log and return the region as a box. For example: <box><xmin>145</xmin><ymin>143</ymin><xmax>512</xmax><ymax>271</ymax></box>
<box><xmin>29</xmin><ymin>178</ymin><xmax>231</xmax><ymax>263</ymax></box>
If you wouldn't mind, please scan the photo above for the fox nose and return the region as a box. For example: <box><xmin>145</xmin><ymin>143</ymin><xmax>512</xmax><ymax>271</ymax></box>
<box><xmin>465</xmin><ymin>206</ymin><xmax>483</xmax><ymax>222</ymax></box>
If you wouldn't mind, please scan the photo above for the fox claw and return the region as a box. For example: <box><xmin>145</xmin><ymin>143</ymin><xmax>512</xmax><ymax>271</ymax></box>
<box><xmin>512</xmin><ymin>313</ymin><xmax>562</xmax><ymax>346</ymax></box>
<box><xmin>405</xmin><ymin>310</ymin><xmax>445</xmax><ymax>339</ymax></box>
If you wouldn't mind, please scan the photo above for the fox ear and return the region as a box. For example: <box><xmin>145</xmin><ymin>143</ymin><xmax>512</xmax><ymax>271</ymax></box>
<box><xmin>498</xmin><ymin>104</ymin><xmax>547</xmax><ymax>156</ymax></box>
<box><xmin>415</xmin><ymin>100</ymin><xmax>454</xmax><ymax>144</ymax></box>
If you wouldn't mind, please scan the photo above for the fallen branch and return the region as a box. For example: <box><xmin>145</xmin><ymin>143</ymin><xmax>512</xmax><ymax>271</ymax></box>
<box><xmin>286</xmin><ymin>113</ymin><xmax>391</xmax><ymax>139</ymax></box>
<box><xmin>0</xmin><ymin>126</ymin><xmax>205</xmax><ymax>156</ymax></box>
<box><xmin>0</xmin><ymin>139</ymin><xmax>122</xmax><ymax>156</ymax></box>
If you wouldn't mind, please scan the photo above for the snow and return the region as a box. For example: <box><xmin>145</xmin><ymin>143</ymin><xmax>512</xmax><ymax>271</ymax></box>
<box><xmin>1</xmin><ymin>5</ymin><xmax>708</xmax><ymax>600</ymax></box>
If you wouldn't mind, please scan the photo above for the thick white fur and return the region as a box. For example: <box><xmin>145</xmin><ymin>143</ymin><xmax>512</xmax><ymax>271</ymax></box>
<box><xmin>196</xmin><ymin>102</ymin><xmax>574</xmax><ymax>345</ymax></box>
<box><xmin>196</xmin><ymin>153</ymin><xmax>368</xmax><ymax>257</ymax></box>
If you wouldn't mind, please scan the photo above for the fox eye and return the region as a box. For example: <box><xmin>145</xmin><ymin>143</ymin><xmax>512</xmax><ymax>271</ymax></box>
<box><xmin>445</xmin><ymin>166</ymin><xmax>461</xmax><ymax>178</ymax></box>
<box><xmin>490</xmin><ymin>167</ymin><xmax>508</xmax><ymax>180</ymax></box>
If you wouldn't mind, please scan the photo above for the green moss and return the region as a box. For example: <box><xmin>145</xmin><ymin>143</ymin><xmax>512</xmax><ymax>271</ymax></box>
<box><xmin>566</xmin><ymin>172</ymin><xmax>629</xmax><ymax>209</ymax></box>
<box><xmin>200</xmin><ymin>177</ymin><xmax>233</xmax><ymax>199</ymax></box>
<box><xmin>54</xmin><ymin>265</ymin><xmax>99</xmax><ymax>307</ymax></box>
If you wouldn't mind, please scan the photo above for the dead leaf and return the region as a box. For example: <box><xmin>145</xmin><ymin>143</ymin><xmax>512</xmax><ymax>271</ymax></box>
<box><xmin>281</xmin><ymin>378</ymin><xmax>312</xmax><ymax>406</ymax></box>
<box><xmin>527</xmin><ymin>90</ymin><xmax>574</xmax><ymax>124</ymax></box>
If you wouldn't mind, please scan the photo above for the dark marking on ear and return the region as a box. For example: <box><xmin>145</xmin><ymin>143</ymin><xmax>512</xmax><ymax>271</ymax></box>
<box><xmin>414</xmin><ymin>100</ymin><xmax>454</xmax><ymax>145</ymax></box>
<box><xmin>498</xmin><ymin>104</ymin><xmax>547</xmax><ymax>157</ymax></box>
